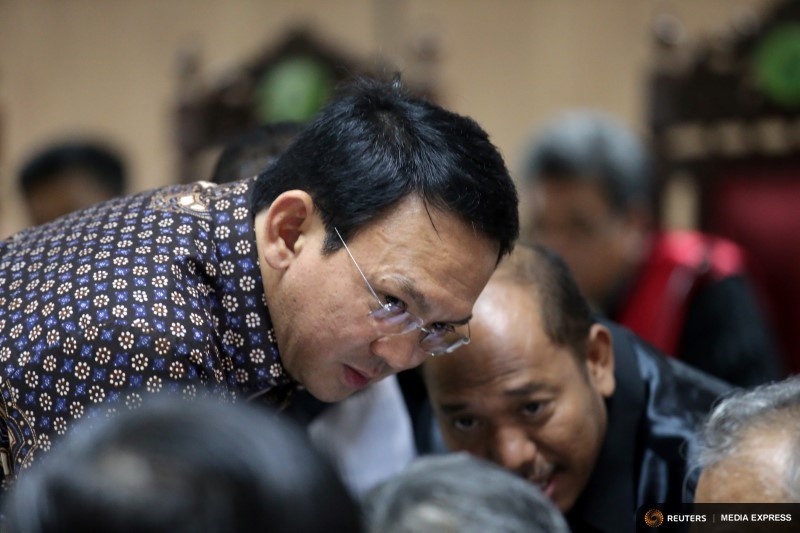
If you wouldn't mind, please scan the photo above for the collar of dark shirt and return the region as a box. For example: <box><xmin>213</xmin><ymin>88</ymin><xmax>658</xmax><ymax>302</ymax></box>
<box><xmin>566</xmin><ymin>324</ymin><xmax>646</xmax><ymax>533</ymax></box>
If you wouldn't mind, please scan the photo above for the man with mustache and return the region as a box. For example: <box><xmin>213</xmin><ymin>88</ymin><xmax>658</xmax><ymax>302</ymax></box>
<box><xmin>423</xmin><ymin>244</ymin><xmax>729</xmax><ymax>532</ymax></box>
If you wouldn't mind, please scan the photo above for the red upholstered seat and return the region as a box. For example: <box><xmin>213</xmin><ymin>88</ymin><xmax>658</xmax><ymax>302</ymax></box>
<box><xmin>707</xmin><ymin>168</ymin><xmax>800</xmax><ymax>373</ymax></box>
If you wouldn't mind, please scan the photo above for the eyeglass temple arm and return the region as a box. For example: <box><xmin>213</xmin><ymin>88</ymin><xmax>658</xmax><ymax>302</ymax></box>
<box><xmin>334</xmin><ymin>227</ymin><xmax>385</xmax><ymax>308</ymax></box>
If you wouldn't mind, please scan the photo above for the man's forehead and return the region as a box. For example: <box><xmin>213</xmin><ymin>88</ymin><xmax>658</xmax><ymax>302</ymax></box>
<box><xmin>352</xmin><ymin>215</ymin><xmax>497</xmax><ymax>309</ymax></box>
<box><xmin>364</xmin><ymin>195</ymin><xmax>498</xmax><ymax>248</ymax></box>
<box><xmin>426</xmin><ymin>350</ymin><xmax>538</xmax><ymax>391</ymax></box>
<box><xmin>386</xmin><ymin>274</ymin><xmax>431</xmax><ymax>315</ymax></box>
<box><xmin>427</xmin><ymin>331</ymin><xmax>587</xmax><ymax>402</ymax></box>
<box><xmin>536</xmin><ymin>179</ymin><xmax>615</xmax><ymax>212</ymax></box>
<box><xmin>429</xmin><ymin>372</ymin><xmax>555</xmax><ymax>416</ymax></box>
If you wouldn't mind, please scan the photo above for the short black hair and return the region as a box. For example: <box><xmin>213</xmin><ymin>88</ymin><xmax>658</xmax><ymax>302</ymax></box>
<box><xmin>19</xmin><ymin>141</ymin><xmax>127</xmax><ymax>196</ymax></box>
<box><xmin>2</xmin><ymin>396</ymin><xmax>363</xmax><ymax>533</ymax></box>
<box><xmin>251</xmin><ymin>77</ymin><xmax>519</xmax><ymax>262</ymax></box>
<box><xmin>212</xmin><ymin>122</ymin><xmax>304</xmax><ymax>184</ymax></box>
<box><xmin>495</xmin><ymin>243</ymin><xmax>594</xmax><ymax>359</ymax></box>
<box><xmin>523</xmin><ymin>111</ymin><xmax>651</xmax><ymax>214</ymax></box>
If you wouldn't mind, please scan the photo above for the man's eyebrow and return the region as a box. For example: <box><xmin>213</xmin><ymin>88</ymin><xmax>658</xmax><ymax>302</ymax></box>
<box><xmin>437</xmin><ymin>382</ymin><xmax>547</xmax><ymax>414</ymax></box>
<box><xmin>393</xmin><ymin>275</ymin><xmax>472</xmax><ymax>325</ymax></box>
<box><xmin>504</xmin><ymin>382</ymin><xmax>547</xmax><ymax>397</ymax></box>
<box><xmin>438</xmin><ymin>402</ymin><xmax>470</xmax><ymax>414</ymax></box>
<box><xmin>394</xmin><ymin>275</ymin><xmax>430</xmax><ymax>314</ymax></box>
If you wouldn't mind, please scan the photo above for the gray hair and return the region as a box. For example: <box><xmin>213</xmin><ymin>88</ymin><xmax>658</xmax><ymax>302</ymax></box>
<box><xmin>522</xmin><ymin>110</ymin><xmax>651</xmax><ymax>214</ymax></box>
<box><xmin>695</xmin><ymin>376</ymin><xmax>800</xmax><ymax>500</ymax></box>
<box><xmin>362</xmin><ymin>453</ymin><xmax>569</xmax><ymax>533</ymax></box>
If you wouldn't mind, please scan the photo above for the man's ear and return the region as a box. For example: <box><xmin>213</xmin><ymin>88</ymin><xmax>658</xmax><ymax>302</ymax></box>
<box><xmin>585</xmin><ymin>323</ymin><xmax>615</xmax><ymax>398</ymax></box>
<box><xmin>258</xmin><ymin>190</ymin><xmax>316</xmax><ymax>270</ymax></box>
<box><xmin>621</xmin><ymin>202</ymin><xmax>653</xmax><ymax>252</ymax></box>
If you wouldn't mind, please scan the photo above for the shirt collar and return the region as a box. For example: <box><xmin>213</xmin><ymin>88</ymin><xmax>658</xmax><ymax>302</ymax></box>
<box><xmin>205</xmin><ymin>178</ymin><xmax>296</xmax><ymax>397</ymax></box>
<box><xmin>567</xmin><ymin>321</ymin><xmax>646</xmax><ymax>533</ymax></box>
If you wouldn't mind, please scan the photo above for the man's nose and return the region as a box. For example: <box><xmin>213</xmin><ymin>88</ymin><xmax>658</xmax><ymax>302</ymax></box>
<box><xmin>370</xmin><ymin>333</ymin><xmax>426</xmax><ymax>372</ymax></box>
<box><xmin>489</xmin><ymin>425</ymin><xmax>538</xmax><ymax>472</ymax></box>
<box><xmin>538</xmin><ymin>228</ymin><xmax>571</xmax><ymax>257</ymax></box>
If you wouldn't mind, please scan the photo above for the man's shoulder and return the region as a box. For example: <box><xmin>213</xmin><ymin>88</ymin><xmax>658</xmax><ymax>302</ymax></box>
<box><xmin>611</xmin><ymin>319</ymin><xmax>727</xmax><ymax>378</ymax></box>
<box><xmin>604</xmin><ymin>321</ymin><xmax>728</xmax><ymax>508</ymax></box>
<box><xmin>608</xmin><ymin>320</ymin><xmax>731</xmax><ymax>419</ymax></box>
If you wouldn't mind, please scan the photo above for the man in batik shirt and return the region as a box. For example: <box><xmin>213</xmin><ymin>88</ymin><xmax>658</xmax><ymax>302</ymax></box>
<box><xmin>0</xmin><ymin>77</ymin><xmax>519</xmax><ymax>484</ymax></box>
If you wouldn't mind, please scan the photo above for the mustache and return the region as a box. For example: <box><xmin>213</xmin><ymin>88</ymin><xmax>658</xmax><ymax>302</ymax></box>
<box><xmin>519</xmin><ymin>460</ymin><xmax>556</xmax><ymax>487</ymax></box>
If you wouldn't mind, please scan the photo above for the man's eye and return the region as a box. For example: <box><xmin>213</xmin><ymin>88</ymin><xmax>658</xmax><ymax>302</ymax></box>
<box><xmin>429</xmin><ymin>322</ymin><xmax>455</xmax><ymax>334</ymax></box>
<box><xmin>383</xmin><ymin>295</ymin><xmax>407</xmax><ymax>311</ymax></box>
<box><xmin>522</xmin><ymin>402</ymin><xmax>545</xmax><ymax>416</ymax></box>
<box><xmin>452</xmin><ymin>416</ymin><xmax>477</xmax><ymax>431</ymax></box>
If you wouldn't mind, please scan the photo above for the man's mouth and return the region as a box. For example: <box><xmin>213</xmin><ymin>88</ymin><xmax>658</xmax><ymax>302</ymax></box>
<box><xmin>342</xmin><ymin>364</ymin><xmax>378</xmax><ymax>390</ymax></box>
<box><xmin>528</xmin><ymin>464</ymin><xmax>557</xmax><ymax>497</ymax></box>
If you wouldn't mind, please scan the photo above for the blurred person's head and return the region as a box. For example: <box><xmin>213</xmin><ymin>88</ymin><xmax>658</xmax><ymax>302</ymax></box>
<box><xmin>522</xmin><ymin>111</ymin><xmax>653</xmax><ymax>311</ymax></box>
<box><xmin>250</xmin><ymin>76</ymin><xmax>519</xmax><ymax>403</ymax></box>
<box><xmin>363</xmin><ymin>452</ymin><xmax>570</xmax><ymax>533</ymax></box>
<box><xmin>212</xmin><ymin>121</ymin><xmax>304</xmax><ymax>184</ymax></box>
<box><xmin>423</xmin><ymin>244</ymin><xmax>615</xmax><ymax>512</ymax></box>
<box><xmin>2</xmin><ymin>396</ymin><xmax>362</xmax><ymax>533</ymax></box>
<box><xmin>694</xmin><ymin>376</ymin><xmax>800</xmax><ymax>503</ymax></box>
<box><xmin>19</xmin><ymin>140</ymin><xmax>127</xmax><ymax>226</ymax></box>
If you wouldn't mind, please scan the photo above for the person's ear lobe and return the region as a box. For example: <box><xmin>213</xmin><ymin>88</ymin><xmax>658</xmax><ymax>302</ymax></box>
<box><xmin>621</xmin><ymin>202</ymin><xmax>652</xmax><ymax>250</ymax></box>
<box><xmin>585</xmin><ymin>323</ymin><xmax>615</xmax><ymax>398</ymax></box>
<box><xmin>258</xmin><ymin>190</ymin><xmax>316</xmax><ymax>270</ymax></box>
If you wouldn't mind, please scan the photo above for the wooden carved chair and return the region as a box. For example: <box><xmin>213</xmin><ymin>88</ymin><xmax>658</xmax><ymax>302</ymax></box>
<box><xmin>648</xmin><ymin>0</ymin><xmax>800</xmax><ymax>372</ymax></box>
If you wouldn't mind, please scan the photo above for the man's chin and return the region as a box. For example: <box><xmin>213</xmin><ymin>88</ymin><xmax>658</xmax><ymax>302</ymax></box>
<box><xmin>552</xmin><ymin>485</ymin><xmax>581</xmax><ymax>514</ymax></box>
<box><xmin>533</xmin><ymin>469</ymin><xmax>579</xmax><ymax>514</ymax></box>
<box><xmin>301</xmin><ymin>381</ymin><xmax>355</xmax><ymax>404</ymax></box>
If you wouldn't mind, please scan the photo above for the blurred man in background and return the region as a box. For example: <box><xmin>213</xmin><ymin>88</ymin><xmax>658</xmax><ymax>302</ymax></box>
<box><xmin>521</xmin><ymin>110</ymin><xmax>783</xmax><ymax>387</ymax></box>
<box><xmin>211</xmin><ymin>122</ymin><xmax>303</xmax><ymax>185</ymax></box>
<box><xmin>18</xmin><ymin>140</ymin><xmax>127</xmax><ymax>226</ymax></box>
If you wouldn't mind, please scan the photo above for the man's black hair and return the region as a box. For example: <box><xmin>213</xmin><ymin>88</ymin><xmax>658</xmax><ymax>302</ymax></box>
<box><xmin>251</xmin><ymin>77</ymin><xmax>519</xmax><ymax>262</ymax></box>
<box><xmin>2</xmin><ymin>396</ymin><xmax>363</xmax><ymax>533</ymax></box>
<box><xmin>497</xmin><ymin>243</ymin><xmax>594</xmax><ymax>359</ymax></box>
<box><xmin>212</xmin><ymin>122</ymin><xmax>304</xmax><ymax>184</ymax></box>
<box><xmin>19</xmin><ymin>141</ymin><xmax>127</xmax><ymax>196</ymax></box>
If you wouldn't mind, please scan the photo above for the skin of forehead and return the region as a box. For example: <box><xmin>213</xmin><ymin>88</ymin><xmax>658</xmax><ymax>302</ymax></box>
<box><xmin>698</xmin><ymin>427</ymin><xmax>794</xmax><ymax>503</ymax></box>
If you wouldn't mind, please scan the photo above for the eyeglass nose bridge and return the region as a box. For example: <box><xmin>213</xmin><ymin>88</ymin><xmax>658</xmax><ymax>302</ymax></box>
<box><xmin>423</xmin><ymin>335</ymin><xmax>471</xmax><ymax>357</ymax></box>
<box><xmin>369</xmin><ymin>305</ymin><xmax>471</xmax><ymax>356</ymax></box>
<box><xmin>368</xmin><ymin>305</ymin><xmax>424</xmax><ymax>336</ymax></box>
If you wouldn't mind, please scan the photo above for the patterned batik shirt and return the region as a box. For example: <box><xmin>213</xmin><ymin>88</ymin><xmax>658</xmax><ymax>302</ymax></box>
<box><xmin>0</xmin><ymin>178</ymin><xmax>294</xmax><ymax>485</ymax></box>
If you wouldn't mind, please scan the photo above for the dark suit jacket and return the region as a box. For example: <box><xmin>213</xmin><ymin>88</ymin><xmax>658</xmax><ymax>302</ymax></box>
<box><xmin>566</xmin><ymin>321</ymin><xmax>732</xmax><ymax>533</ymax></box>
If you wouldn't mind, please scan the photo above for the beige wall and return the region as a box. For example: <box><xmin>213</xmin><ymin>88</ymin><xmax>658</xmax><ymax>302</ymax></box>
<box><xmin>0</xmin><ymin>0</ymin><xmax>775</xmax><ymax>236</ymax></box>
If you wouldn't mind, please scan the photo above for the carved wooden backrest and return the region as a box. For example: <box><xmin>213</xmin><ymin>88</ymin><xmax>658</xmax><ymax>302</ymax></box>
<box><xmin>175</xmin><ymin>27</ymin><xmax>374</xmax><ymax>184</ymax></box>
<box><xmin>648</xmin><ymin>0</ymin><xmax>800</xmax><ymax>370</ymax></box>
